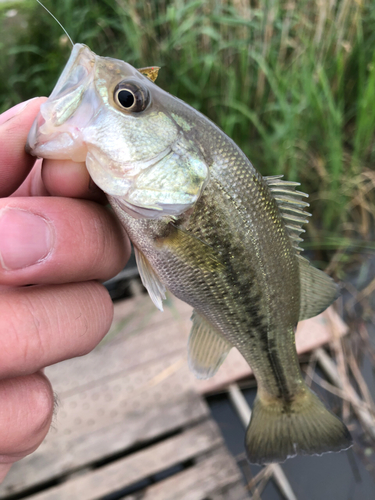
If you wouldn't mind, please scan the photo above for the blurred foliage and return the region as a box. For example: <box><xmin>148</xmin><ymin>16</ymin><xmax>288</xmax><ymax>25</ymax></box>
<box><xmin>1</xmin><ymin>0</ymin><xmax>375</xmax><ymax>263</ymax></box>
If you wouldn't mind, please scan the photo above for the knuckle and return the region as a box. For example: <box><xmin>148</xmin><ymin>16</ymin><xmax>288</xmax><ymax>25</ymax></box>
<box><xmin>90</xmin><ymin>209</ymin><xmax>129</xmax><ymax>279</ymax></box>
<box><xmin>0</xmin><ymin>373</ymin><xmax>54</xmax><ymax>459</ymax></box>
<box><xmin>78</xmin><ymin>282</ymin><xmax>114</xmax><ymax>353</ymax></box>
<box><xmin>25</xmin><ymin>373</ymin><xmax>54</xmax><ymax>439</ymax></box>
<box><xmin>0</xmin><ymin>291</ymin><xmax>46</xmax><ymax>375</ymax></box>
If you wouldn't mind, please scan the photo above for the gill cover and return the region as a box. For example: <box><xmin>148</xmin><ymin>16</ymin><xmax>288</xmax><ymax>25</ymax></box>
<box><xmin>26</xmin><ymin>44</ymin><xmax>208</xmax><ymax>219</ymax></box>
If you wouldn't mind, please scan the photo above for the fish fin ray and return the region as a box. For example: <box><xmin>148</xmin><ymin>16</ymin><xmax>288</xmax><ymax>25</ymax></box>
<box><xmin>298</xmin><ymin>255</ymin><xmax>340</xmax><ymax>320</ymax></box>
<box><xmin>137</xmin><ymin>66</ymin><xmax>160</xmax><ymax>82</ymax></box>
<box><xmin>134</xmin><ymin>246</ymin><xmax>166</xmax><ymax>311</ymax></box>
<box><xmin>246</xmin><ymin>387</ymin><xmax>352</xmax><ymax>464</ymax></box>
<box><xmin>188</xmin><ymin>311</ymin><xmax>232</xmax><ymax>379</ymax></box>
<box><xmin>265</xmin><ymin>175</ymin><xmax>311</xmax><ymax>253</ymax></box>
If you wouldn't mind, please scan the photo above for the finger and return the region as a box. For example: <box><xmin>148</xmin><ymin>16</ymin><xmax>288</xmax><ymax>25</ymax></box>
<box><xmin>42</xmin><ymin>159</ymin><xmax>107</xmax><ymax>202</ymax></box>
<box><xmin>0</xmin><ymin>97</ymin><xmax>47</xmax><ymax>197</ymax></box>
<box><xmin>0</xmin><ymin>464</ymin><xmax>12</xmax><ymax>483</ymax></box>
<box><xmin>12</xmin><ymin>158</ymin><xmax>106</xmax><ymax>201</ymax></box>
<box><xmin>11</xmin><ymin>159</ymin><xmax>50</xmax><ymax>198</ymax></box>
<box><xmin>0</xmin><ymin>197</ymin><xmax>130</xmax><ymax>286</ymax></box>
<box><xmin>14</xmin><ymin>158</ymin><xmax>107</xmax><ymax>202</ymax></box>
<box><xmin>0</xmin><ymin>99</ymin><xmax>41</xmax><ymax>127</ymax></box>
<box><xmin>0</xmin><ymin>372</ymin><xmax>54</xmax><ymax>462</ymax></box>
<box><xmin>0</xmin><ymin>282</ymin><xmax>113</xmax><ymax>379</ymax></box>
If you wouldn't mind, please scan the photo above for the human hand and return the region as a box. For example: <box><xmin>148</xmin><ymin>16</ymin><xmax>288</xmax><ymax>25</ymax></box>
<box><xmin>0</xmin><ymin>98</ymin><xmax>130</xmax><ymax>481</ymax></box>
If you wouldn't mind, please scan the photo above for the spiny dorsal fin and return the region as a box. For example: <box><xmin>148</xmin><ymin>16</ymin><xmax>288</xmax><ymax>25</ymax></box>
<box><xmin>188</xmin><ymin>311</ymin><xmax>232</xmax><ymax>379</ymax></box>
<box><xmin>297</xmin><ymin>255</ymin><xmax>340</xmax><ymax>320</ymax></box>
<box><xmin>265</xmin><ymin>175</ymin><xmax>311</xmax><ymax>253</ymax></box>
<box><xmin>134</xmin><ymin>246</ymin><xmax>166</xmax><ymax>311</ymax></box>
<box><xmin>138</xmin><ymin>66</ymin><xmax>160</xmax><ymax>82</ymax></box>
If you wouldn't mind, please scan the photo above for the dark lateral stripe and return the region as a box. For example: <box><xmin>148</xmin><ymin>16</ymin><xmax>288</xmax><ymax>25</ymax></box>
<box><xmin>222</xmin><ymin>254</ymin><xmax>294</xmax><ymax>403</ymax></box>
<box><xmin>266</xmin><ymin>338</ymin><xmax>293</xmax><ymax>403</ymax></box>
<box><xmin>191</xmin><ymin>186</ymin><xmax>295</xmax><ymax>403</ymax></box>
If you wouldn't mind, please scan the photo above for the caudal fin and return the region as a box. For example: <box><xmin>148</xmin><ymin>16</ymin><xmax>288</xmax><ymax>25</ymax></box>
<box><xmin>246</xmin><ymin>388</ymin><xmax>352</xmax><ymax>464</ymax></box>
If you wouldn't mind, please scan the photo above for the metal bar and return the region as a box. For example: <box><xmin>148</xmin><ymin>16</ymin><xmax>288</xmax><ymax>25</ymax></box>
<box><xmin>228</xmin><ymin>383</ymin><xmax>297</xmax><ymax>500</ymax></box>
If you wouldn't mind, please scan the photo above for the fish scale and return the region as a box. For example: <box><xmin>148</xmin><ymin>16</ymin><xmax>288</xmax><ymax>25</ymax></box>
<box><xmin>113</xmin><ymin>144</ymin><xmax>303</xmax><ymax>402</ymax></box>
<box><xmin>26</xmin><ymin>43</ymin><xmax>352</xmax><ymax>464</ymax></box>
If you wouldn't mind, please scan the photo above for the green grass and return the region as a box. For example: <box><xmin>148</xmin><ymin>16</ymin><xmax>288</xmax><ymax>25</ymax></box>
<box><xmin>1</xmin><ymin>0</ymin><xmax>374</xmax><ymax>268</ymax></box>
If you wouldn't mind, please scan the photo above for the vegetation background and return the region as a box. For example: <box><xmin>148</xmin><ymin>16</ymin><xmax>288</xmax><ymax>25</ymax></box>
<box><xmin>0</xmin><ymin>0</ymin><xmax>374</xmax><ymax>271</ymax></box>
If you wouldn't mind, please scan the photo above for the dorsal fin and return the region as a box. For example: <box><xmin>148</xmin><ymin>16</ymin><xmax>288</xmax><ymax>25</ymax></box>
<box><xmin>265</xmin><ymin>175</ymin><xmax>311</xmax><ymax>253</ymax></box>
<box><xmin>137</xmin><ymin>66</ymin><xmax>160</xmax><ymax>82</ymax></box>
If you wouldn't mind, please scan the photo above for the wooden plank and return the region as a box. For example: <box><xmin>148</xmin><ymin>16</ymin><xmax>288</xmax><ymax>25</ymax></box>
<box><xmin>107</xmin><ymin>293</ymin><xmax>192</xmax><ymax>354</ymax></box>
<box><xmin>46</xmin><ymin>297</ymin><xmax>191</xmax><ymax>396</ymax></box>
<box><xmin>44</xmin><ymin>353</ymin><xmax>192</xmax><ymax>443</ymax></box>
<box><xmin>195</xmin><ymin>306</ymin><xmax>348</xmax><ymax>394</ymax></box>
<box><xmin>0</xmin><ymin>293</ymin><xmax>344</xmax><ymax>497</ymax></box>
<box><xmin>26</xmin><ymin>421</ymin><xmax>222</xmax><ymax>500</ymax></box>
<box><xmin>0</xmin><ymin>296</ymin><xmax>196</xmax><ymax>497</ymax></box>
<box><xmin>122</xmin><ymin>448</ymin><xmax>248</xmax><ymax>500</ymax></box>
<box><xmin>0</xmin><ymin>381</ymin><xmax>207</xmax><ymax>496</ymax></box>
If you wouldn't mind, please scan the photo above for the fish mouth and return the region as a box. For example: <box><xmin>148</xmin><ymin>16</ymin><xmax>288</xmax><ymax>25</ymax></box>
<box><xmin>26</xmin><ymin>44</ymin><xmax>100</xmax><ymax>161</ymax></box>
<box><xmin>26</xmin><ymin>111</ymin><xmax>88</xmax><ymax>162</ymax></box>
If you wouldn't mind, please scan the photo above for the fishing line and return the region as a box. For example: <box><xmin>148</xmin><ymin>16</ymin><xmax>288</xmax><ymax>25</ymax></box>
<box><xmin>36</xmin><ymin>0</ymin><xmax>74</xmax><ymax>47</ymax></box>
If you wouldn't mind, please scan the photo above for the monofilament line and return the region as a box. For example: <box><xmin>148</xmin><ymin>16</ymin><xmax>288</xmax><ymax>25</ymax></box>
<box><xmin>36</xmin><ymin>0</ymin><xmax>74</xmax><ymax>47</ymax></box>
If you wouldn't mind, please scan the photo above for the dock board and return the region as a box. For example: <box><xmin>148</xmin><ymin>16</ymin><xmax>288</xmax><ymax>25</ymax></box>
<box><xmin>0</xmin><ymin>294</ymin><xmax>248</xmax><ymax>500</ymax></box>
<box><xmin>0</xmin><ymin>293</ymin><xmax>345</xmax><ymax>499</ymax></box>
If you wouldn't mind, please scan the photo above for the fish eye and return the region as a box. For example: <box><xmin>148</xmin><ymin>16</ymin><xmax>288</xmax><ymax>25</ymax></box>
<box><xmin>114</xmin><ymin>80</ymin><xmax>150</xmax><ymax>112</ymax></box>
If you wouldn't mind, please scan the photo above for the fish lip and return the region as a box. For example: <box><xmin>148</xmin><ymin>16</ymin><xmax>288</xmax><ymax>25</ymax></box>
<box><xmin>27</xmin><ymin>128</ymin><xmax>87</xmax><ymax>161</ymax></box>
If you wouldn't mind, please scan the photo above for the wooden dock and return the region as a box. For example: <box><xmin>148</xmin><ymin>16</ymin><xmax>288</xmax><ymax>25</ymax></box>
<box><xmin>0</xmin><ymin>292</ymin><xmax>347</xmax><ymax>500</ymax></box>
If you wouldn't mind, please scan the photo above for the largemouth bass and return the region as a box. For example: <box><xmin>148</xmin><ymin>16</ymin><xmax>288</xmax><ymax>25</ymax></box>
<box><xmin>26</xmin><ymin>44</ymin><xmax>352</xmax><ymax>463</ymax></box>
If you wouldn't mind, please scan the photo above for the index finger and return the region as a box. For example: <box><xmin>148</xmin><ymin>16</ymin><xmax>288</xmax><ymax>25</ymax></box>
<box><xmin>0</xmin><ymin>97</ymin><xmax>47</xmax><ymax>197</ymax></box>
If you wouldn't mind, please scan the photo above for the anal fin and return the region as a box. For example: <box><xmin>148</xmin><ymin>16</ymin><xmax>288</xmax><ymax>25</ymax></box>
<box><xmin>188</xmin><ymin>311</ymin><xmax>232</xmax><ymax>379</ymax></box>
<box><xmin>134</xmin><ymin>246</ymin><xmax>166</xmax><ymax>311</ymax></box>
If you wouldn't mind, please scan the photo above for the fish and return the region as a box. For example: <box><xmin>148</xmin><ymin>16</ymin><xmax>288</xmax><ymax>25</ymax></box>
<box><xmin>26</xmin><ymin>43</ymin><xmax>352</xmax><ymax>464</ymax></box>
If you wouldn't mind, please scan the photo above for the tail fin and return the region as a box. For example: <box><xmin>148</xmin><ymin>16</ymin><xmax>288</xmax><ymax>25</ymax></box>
<box><xmin>246</xmin><ymin>388</ymin><xmax>352</xmax><ymax>464</ymax></box>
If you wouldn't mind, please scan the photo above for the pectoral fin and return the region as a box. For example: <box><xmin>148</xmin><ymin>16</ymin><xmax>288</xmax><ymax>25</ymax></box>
<box><xmin>161</xmin><ymin>225</ymin><xmax>225</xmax><ymax>274</ymax></box>
<box><xmin>298</xmin><ymin>255</ymin><xmax>340</xmax><ymax>321</ymax></box>
<box><xmin>134</xmin><ymin>246</ymin><xmax>166</xmax><ymax>311</ymax></box>
<box><xmin>188</xmin><ymin>311</ymin><xmax>232</xmax><ymax>379</ymax></box>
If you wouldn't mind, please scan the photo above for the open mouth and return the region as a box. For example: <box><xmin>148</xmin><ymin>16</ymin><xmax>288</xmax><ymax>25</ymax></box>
<box><xmin>26</xmin><ymin>44</ymin><xmax>99</xmax><ymax>161</ymax></box>
<box><xmin>26</xmin><ymin>111</ymin><xmax>88</xmax><ymax>161</ymax></box>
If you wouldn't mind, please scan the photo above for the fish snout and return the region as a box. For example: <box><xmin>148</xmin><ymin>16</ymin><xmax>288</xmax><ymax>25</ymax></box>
<box><xmin>26</xmin><ymin>45</ymin><xmax>101</xmax><ymax>162</ymax></box>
